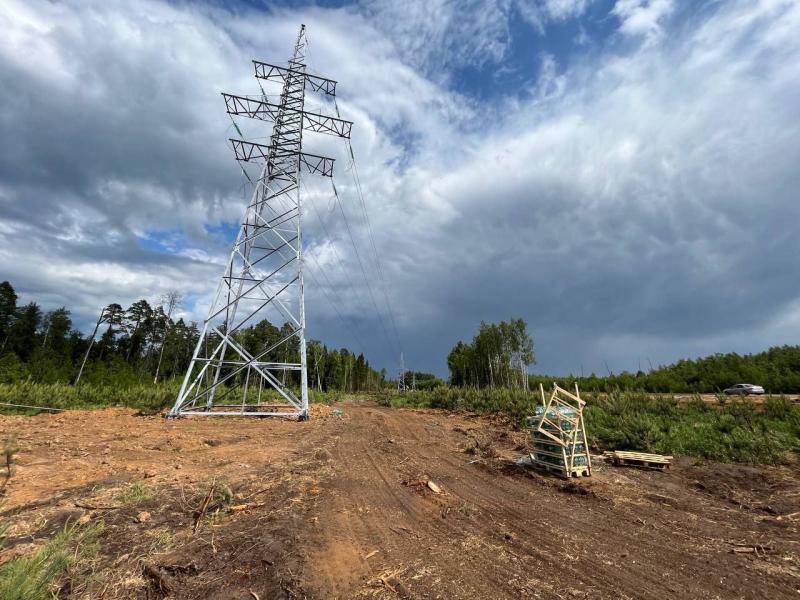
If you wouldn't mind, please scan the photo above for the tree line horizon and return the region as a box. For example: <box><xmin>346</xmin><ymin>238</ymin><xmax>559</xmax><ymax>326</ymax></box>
<box><xmin>0</xmin><ymin>280</ymin><xmax>394</xmax><ymax>392</ymax></box>
<box><xmin>1</xmin><ymin>280</ymin><xmax>799</xmax><ymax>393</ymax></box>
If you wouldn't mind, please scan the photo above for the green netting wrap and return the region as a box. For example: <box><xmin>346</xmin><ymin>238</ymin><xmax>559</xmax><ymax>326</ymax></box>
<box><xmin>532</xmin><ymin>405</ymin><xmax>578</xmax><ymax>431</ymax></box>
<box><xmin>532</xmin><ymin>452</ymin><xmax>589</xmax><ymax>467</ymax></box>
<box><xmin>529</xmin><ymin>403</ymin><xmax>588</xmax><ymax>469</ymax></box>
<box><xmin>530</xmin><ymin>434</ymin><xmax>586</xmax><ymax>455</ymax></box>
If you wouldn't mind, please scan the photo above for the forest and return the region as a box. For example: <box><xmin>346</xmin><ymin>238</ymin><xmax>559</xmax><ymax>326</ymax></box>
<box><xmin>3</xmin><ymin>276</ymin><xmax>800</xmax><ymax>396</ymax></box>
<box><xmin>0</xmin><ymin>280</ymin><xmax>385</xmax><ymax>391</ymax></box>
<box><xmin>527</xmin><ymin>346</ymin><xmax>800</xmax><ymax>394</ymax></box>
<box><xmin>447</xmin><ymin>319</ymin><xmax>800</xmax><ymax>393</ymax></box>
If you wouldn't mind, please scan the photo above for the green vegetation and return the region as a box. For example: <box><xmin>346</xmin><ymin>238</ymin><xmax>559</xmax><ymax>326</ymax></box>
<box><xmin>380</xmin><ymin>388</ymin><xmax>800</xmax><ymax>464</ymax></box>
<box><xmin>0</xmin><ymin>280</ymin><xmax>387</xmax><ymax>393</ymax></box>
<box><xmin>446</xmin><ymin>319</ymin><xmax>800</xmax><ymax>394</ymax></box>
<box><xmin>586</xmin><ymin>394</ymin><xmax>800</xmax><ymax>463</ymax></box>
<box><xmin>437</xmin><ymin>318</ymin><xmax>800</xmax><ymax>462</ymax></box>
<box><xmin>526</xmin><ymin>346</ymin><xmax>800</xmax><ymax>394</ymax></box>
<box><xmin>448</xmin><ymin>318</ymin><xmax>534</xmax><ymax>388</ymax></box>
<box><xmin>0</xmin><ymin>382</ymin><xmax>180</xmax><ymax>414</ymax></box>
<box><xmin>0</xmin><ymin>382</ymin><xmax>367</xmax><ymax>414</ymax></box>
<box><xmin>2</xmin><ymin>296</ymin><xmax>799</xmax><ymax>464</ymax></box>
<box><xmin>0</xmin><ymin>521</ymin><xmax>103</xmax><ymax>600</ymax></box>
<box><xmin>116</xmin><ymin>482</ymin><xmax>156</xmax><ymax>505</ymax></box>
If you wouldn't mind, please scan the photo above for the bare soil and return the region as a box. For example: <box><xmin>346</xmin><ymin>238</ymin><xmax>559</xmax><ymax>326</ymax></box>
<box><xmin>1</xmin><ymin>403</ymin><xmax>799</xmax><ymax>599</ymax></box>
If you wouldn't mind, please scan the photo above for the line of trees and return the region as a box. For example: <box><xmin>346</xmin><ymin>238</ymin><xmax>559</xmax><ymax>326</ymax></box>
<box><xmin>0</xmin><ymin>280</ymin><xmax>385</xmax><ymax>391</ymax></box>
<box><xmin>404</xmin><ymin>371</ymin><xmax>443</xmax><ymax>391</ymax></box>
<box><xmin>447</xmin><ymin>319</ymin><xmax>535</xmax><ymax>389</ymax></box>
<box><xmin>541</xmin><ymin>346</ymin><xmax>800</xmax><ymax>394</ymax></box>
<box><xmin>446</xmin><ymin>318</ymin><xmax>800</xmax><ymax>393</ymax></box>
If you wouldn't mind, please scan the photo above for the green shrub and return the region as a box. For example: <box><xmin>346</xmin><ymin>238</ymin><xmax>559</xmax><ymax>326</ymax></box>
<box><xmin>0</xmin><ymin>382</ymin><xmax>180</xmax><ymax>414</ymax></box>
<box><xmin>386</xmin><ymin>387</ymin><xmax>799</xmax><ymax>464</ymax></box>
<box><xmin>0</xmin><ymin>521</ymin><xmax>103</xmax><ymax>600</ymax></box>
<box><xmin>116</xmin><ymin>482</ymin><xmax>155</xmax><ymax>505</ymax></box>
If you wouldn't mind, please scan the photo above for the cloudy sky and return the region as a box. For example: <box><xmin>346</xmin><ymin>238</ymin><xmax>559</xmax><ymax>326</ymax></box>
<box><xmin>1</xmin><ymin>0</ymin><xmax>798</xmax><ymax>377</ymax></box>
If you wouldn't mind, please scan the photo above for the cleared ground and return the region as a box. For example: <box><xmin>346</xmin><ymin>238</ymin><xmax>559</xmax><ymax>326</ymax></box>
<box><xmin>1</xmin><ymin>403</ymin><xmax>799</xmax><ymax>599</ymax></box>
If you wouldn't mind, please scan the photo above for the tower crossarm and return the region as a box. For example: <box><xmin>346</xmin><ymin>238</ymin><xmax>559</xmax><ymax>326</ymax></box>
<box><xmin>253</xmin><ymin>60</ymin><xmax>337</xmax><ymax>96</ymax></box>
<box><xmin>230</xmin><ymin>139</ymin><xmax>335</xmax><ymax>177</ymax></box>
<box><xmin>223</xmin><ymin>93</ymin><xmax>352</xmax><ymax>139</ymax></box>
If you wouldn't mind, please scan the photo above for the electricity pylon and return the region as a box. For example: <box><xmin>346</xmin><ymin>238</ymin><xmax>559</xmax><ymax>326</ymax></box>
<box><xmin>398</xmin><ymin>352</ymin><xmax>406</xmax><ymax>392</ymax></box>
<box><xmin>169</xmin><ymin>25</ymin><xmax>352</xmax><ymax>418</ymax></box>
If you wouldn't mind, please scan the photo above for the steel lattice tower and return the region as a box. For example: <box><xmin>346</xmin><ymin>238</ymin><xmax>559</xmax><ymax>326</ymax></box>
<box><xmin>169</xmin><ymin>25</ymin><xmax>352</xmax><ymax>418</ymax></box>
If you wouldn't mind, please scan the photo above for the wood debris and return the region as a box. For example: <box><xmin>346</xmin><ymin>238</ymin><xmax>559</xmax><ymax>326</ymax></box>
<box><xmin>604</xmin><ymin>451</ymin><xmax>673</xmax><ymax>470</ymax></box>
<box><xmin>228</xmin><ymin>501</ymin><xmax>268</xmax><ymax>512</ymax></box>
<box><xmin>426</xmin><ymin>480</ymin><xmax>442</xmax><ymax>494</ymax></box>
<box><xmin>193</xmin><ymin>477</ymin><xmax>216</xmax><ymax>534</ymax></box>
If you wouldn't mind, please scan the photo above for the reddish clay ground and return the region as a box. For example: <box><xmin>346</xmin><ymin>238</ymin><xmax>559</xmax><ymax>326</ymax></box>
<box><xmin>1</xmin><ymin>403</ymin><xmax>799</xmax><ymax>599</ymax></box>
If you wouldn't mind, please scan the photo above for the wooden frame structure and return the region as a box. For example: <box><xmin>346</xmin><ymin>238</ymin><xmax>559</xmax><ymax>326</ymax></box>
<box><xmin>529</xmin><ymin>383</ymin><xmax>592</xmax><ymax>478</ymax></box>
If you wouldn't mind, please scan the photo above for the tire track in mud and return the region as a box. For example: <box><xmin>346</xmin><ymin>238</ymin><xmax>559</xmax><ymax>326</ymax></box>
<box><xmin>306</xmin><ymin>407</ymin><xmax>526</xmax><ymax>598</ymax></box>
<box><xmin>7</xmin><ymin>405</ymin><xmax>796</xmax><ymax>599</ymax></box>
<box><xmin>318</xmin><ymin>406</ymin><xmax>798</xmax><ymax>600</ymax></box>
<box><xmin>329</xmin><ymin>408</ymin><xmax>615</xmax><ymax>598</ymax></box>
<box><xmin>404</xmin><ymin>415</ymin><xmax>665</xmax><ymax>598</ymax></box>
<box><xmin>402</xmin><ymin>432</ymin><xmax>675</xmax><ymax>597</ymax></box>
<box><xmin>380</xmin><ymin>409</ymin><xmax>645</xmax><ymax>598</ymax></box>
<box><xmin>354</xmin><ymin>411</ymin><xmax>521</xmax><ymax>598</ymax></box>
<box><xmin>410</xmin><ymin>411</ymin><xmax>795</xmax><ymax>600</ymax></box>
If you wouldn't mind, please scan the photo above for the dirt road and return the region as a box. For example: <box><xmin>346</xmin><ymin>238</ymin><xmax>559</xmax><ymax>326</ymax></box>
<box><xmin>1</xmin><ymin>404</ymin><xmax>799</xmax><ymax>599</ymax></box>
<box><xmin>676</xmin><ymin>393</ymin><xmax>800</xmax><ymax>404</ymax></box>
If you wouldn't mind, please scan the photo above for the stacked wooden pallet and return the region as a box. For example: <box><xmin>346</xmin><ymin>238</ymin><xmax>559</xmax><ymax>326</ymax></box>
<box><xmin>528</xmin><ymin>384</ymin><xmax>592</xmax><ymax>478</ymax></box>
<box><xmin>604</xmin><ymin>450</ymin><xmax>672</xmax><ymax>470</ymax></box>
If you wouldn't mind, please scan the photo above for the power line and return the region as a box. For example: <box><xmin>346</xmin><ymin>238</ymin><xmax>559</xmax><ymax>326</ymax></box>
<box><xmin>329</xmin><ymin>179</ymin><xmax>399</xmax><ymax>356</ymax></box>
<box><xmin>303</xmin><ymin>258</ymin><xmax>370</xmax><ymax>356</ymax></box>
<box><xmin>170</xmin><ymin>25</ymin><xmax>346</xmax><ymax>418</ymax></box>
<box><xmin>247</xmin><ymin>175</ymin><xmax>374</xmax><ymax>360</ymax></box>
<box><xmin>304</xmin><ymin>31</ymin><xmax>403</xmax><ymax>356</ymax></box>
<box><xmin>300</xmin><ymin>178</ymin><xmax>383</xmax><ymax>352</ymax></box>
<box><xmin>339</xmin><ymin>124</ymin><xmax>403</xmax><ymax>353</ymax></box>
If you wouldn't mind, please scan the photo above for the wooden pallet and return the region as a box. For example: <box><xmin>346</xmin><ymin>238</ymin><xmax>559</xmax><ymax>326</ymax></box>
<box><xmin>529</xmin><ymin>454</ymin><xmax>591</xmax><ymax>478</ymax></box>
<box><xmin>604</xmin><ymin>451</ymin><xmax>673</xmax><ymax>470</ymax></box>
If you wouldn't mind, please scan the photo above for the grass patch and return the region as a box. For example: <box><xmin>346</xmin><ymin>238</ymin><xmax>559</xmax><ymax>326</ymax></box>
<box><xmin>0</xmin><ymin>520</ymin><xmax>103</xmax><ymax>600</ymax></box>
<box><xmin>116</xmin><ymin>482</ymin><xmax>156</xmax><ymax>505</ymax></box>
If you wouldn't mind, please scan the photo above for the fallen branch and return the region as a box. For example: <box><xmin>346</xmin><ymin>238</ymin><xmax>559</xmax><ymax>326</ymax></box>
<box><xmin>228</xmin><ymin>501</ymin><xmax>268</xmax><ymax>513</ymax></box>
<box><xmin>0</xmin><ymin>402</ymin><xmax>64</xmax><ymax>412</ymax></box>
<box><xmin>731</xmin><ymin>543</ymin><xmax>775</xmax><ymax>557</ymax></box>
<box><xmin>389</xmin><ymin>526</ymin><xmax>414</xmax><ymax>536</ymax></box>
<box><xmin>240</xmin><ymin>486</ymin><xmax>272</xmax><ymax>501</ymax></box>
<box><xmin>193</xmin><ymin>477</ymin><xmax>217</xmax><ymax>534</ymax></box>
<box><xmin>75</xmin><ymin>502</ymin><xmax>122</xmax><ymax>510</ymax></box>
<box><xmin>402</xmin><ymin>479</ymin><xmax>427</xmax><ymax>487</ymax></box>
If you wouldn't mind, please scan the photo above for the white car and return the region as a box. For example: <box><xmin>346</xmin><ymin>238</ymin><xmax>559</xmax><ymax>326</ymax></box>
<box><xmin>722</xmin><ymin>383</ymin><xmax>765</xmax><ymax>396</ymax></box>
